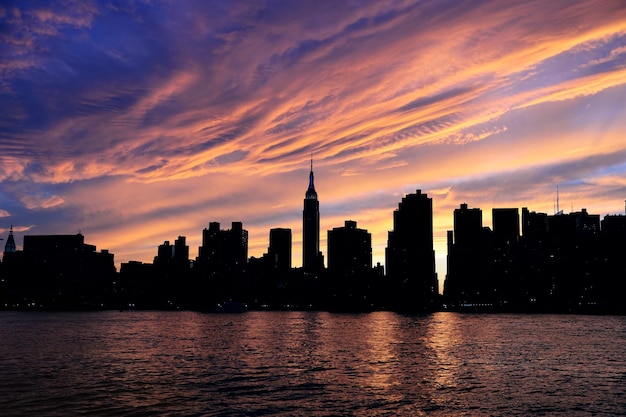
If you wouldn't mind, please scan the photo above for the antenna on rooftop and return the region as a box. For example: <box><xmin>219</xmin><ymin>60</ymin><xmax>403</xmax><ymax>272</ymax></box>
<box><xmin>553</xmin><ymin>184</ymin><xmax>564</xmax><ymax>215</ymax></box>
<box><xmin>556</xmin><ymin>184</ymin><xmax>560</xmax><ymax>214</ymax></box>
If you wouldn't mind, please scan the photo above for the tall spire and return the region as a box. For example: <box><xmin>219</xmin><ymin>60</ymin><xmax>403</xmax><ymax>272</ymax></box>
<box><xmin>4</xmin><ymin>225</ymin><xmax>16</xmax><ymax>253</ymax></box>
<box><xmin>306</xmin><ymin>154</ymin><xmax>317</xmax><ymax>200</ymax></box>
<box><xmin>303</xmin><ymin>156</ymin><xmax>321</xmax><ymax>271</ymax></box>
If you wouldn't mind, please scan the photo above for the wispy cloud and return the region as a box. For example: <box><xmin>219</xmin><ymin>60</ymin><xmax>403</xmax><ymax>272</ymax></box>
<box><xmin>20</xmin><ymin>193</ymin><xmax>65</xmax><ymax>210</ymax></box>
<box><xmin>1</xmin><ymin>0</ymin><xmax>626</xmax><ymax>288</ymax></box>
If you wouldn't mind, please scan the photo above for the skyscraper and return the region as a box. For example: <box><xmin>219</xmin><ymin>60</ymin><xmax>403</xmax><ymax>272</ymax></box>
<box><xmin>303</xmin><ymin>158</ymin><xmax>322</xmax><ymax>271</ymax></box>
<box><xmin>444</xmin><ymin>203</ymin><xmax>489</xmax><ymax>305</ymax></box>
<box><xmin>327</xmin><ymin>220</ymin><xmax>375</xmax><ymax>311</ymax></box>
<box><xmin>327</xmin><ymin>220</ymin><xmax>372</xmax><ymax>276</ymax></box>
<box><xmin>196</xmin><ymin>221</ymin><xmax>249</xmax><ymax>304</ymax></box>
<box><xmin>269</xmin><ymin>228</ymin><xmax>292</xmax><ymax>272</ymax></box>
<box><xmin>493</xmin><ymin>208</ymin><xmax>520</xmax><ymax>246</ymax></box>
<box><xmin>198</xmin><ymin>222</ymin><xmax>248</xmax><ymax>273</ymax></box>
<box><xmin>21</xmin><ymin>233</ymin><xmax>116</xmax><ymax>308</ymax></box>
<box><xmin>3</xmin><ymin>225</ymin><xmax>16</xmax><ymax>255</ymax></box>
<box><xmin>386</xmin><ymin>190</ymin><xmax>438</xmax><ymax>310</ymax></box>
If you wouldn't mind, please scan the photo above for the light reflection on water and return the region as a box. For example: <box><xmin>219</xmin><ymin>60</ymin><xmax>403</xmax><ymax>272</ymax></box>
<box><xmin>0</xmin><ymin>311</ymin><xmax>624</xmax><ymax>416</ymax></box>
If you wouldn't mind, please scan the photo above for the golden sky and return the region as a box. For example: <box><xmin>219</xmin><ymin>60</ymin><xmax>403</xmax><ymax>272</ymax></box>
<box><xmin>2</xmin><ymin>0</ymin><xmax>626</xmax><ymax>291</ymax></box>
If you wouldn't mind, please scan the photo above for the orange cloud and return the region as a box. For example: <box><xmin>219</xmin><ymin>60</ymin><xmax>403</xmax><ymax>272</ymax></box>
<box><xmin>3</xmin><ymin>0</ymin><xmax>626</xmax><ymax>295</ymax></box>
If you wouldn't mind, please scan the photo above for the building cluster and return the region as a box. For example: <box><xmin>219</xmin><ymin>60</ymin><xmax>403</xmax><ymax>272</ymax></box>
<box><xmin>0</xmin><ymin>232</ymin><xmax>116</xmax><ymax>309</ymax></box>
<box><xmin>0</xmin><ymin>163</ymin><xmax>624</xmax><ymax>313</ymax></box>
<box><xmin>445</xmin><ymin>204</ymin><xmax>626</xmax><ymax>313</ymax></box>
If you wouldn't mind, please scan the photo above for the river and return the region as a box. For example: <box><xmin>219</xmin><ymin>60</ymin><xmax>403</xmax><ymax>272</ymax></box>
<box><xmin>1</xmin><ymin>311</ymin><xmax>624</xmax><ymax>416</ymax></box>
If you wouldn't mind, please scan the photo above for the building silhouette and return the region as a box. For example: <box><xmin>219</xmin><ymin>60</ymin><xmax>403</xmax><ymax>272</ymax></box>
<box><xmin>118</xmin><ymin>235</ymin><xmax>193</xmax><ymax>310</ymax></box>
<box><xmin>0</xmin><ymin>233</ymin><xmax>115</xmax><ymax>309</ymax></box>
<box><xmin>543</xmin><ymin>209</ymin><xmax>601</xmax><ymax>309</ymax></box>
<box><xmin>2</xmin><ymin>175</ymin><xmax>625</xmax><ymax>313</ymax></box>
<box><xmin>493</xmin><ymin>208</ymin><xmax>520</xmax><ymax>246</ymax></box>
<box><xmin>491</xmin><ymin>208</ymin><xmax>520</xmax><ymax>304</ymax></box>
<box><xmin>444</xmin><ymin>203</ymin><xmax>492</xmax><ymax>306</ymax></box>
<box><xmin>198</xmin><ymin>222</ymin><xmax>248</xmax><ymax>272</ymax></box>
<box><xmin>327</xmin><ymin>220</ymin><xmax>379</xmax><ymax>310</ymax></box>
<box><xmin>303</xmin><ymin>158</ymin><xmax>323</xmax><ymax>272</ymax></box>
<box><xmin>522</xmin><ymin>207</ymin><xmax>548</xmax><ymax>240</ymax></box>
<box><xmin>247</xmin><ymin>227</ymin><xmax>303</xmax><ymax>310</ymax></box>
<box><xmin>4</xmin><ymin>225</ymin><xmax>16</xmax><ymax>254</ymax></box>
<box><xmin>328</xmin><ymin>220</ymin><xmax>372</xmax><ymax>273</ymax></box>
<box><xmin>172</xmin><ymin>236</ymin><xmax>190</xmax><ymax>269</ymax></box>
<box><xmin>600</xmin><ymin>213</ymin><xmax>626</xmax><ymax>310</ymax></box>
<box><xmin>196</xmin><ymin>221</ymin><xmax>249</xmax><ymax>306</ymax></box>
<box><xmin>264</xmin><ymin>228</ymin><xmax>293</xmax><ymax>306</ymax></box>
<box><xmin>268</xmin><ymin>228</ymin><xmax>292</xmax><ymax>273</ymax></box>
<box><xmin>385</xmin><ymin>190</ymin><xmax>439</xmax><ymax>310</ymax></box>
<box><xmin>118</xmin><ymin>260</ymin><xmax>155</xmax><ymax>309</ymax></box>
<box><xmin>443</xmin><ymin>203</ymin><xmax>626</xmax><ymax>313</ymax></box>
<box><xmin>154</xmin><ymin>236</ymin><xmax>192</xmax><ymax>308</ymax></box>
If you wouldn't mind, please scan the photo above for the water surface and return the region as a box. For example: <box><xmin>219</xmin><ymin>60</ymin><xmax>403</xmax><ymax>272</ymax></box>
<box><xmin>1</xmin><ymin>311</ymin><xmax>624</xmax><ymax>416</ymax></box>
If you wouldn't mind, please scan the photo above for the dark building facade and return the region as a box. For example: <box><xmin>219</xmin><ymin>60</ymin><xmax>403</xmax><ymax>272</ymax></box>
<box><xmin>327</xmin><ymin>220</ymin><xmax>377</xmax><ymax>310</ymax></box>
<box><xmin>542</xmin><ymin>209</ymin><xmax>602</xmax><ymax>309</ymax></box>
<box><xmin>196</xmin><ymin>222</ymin><xmax>249</xmax><ymax>304</ymax></box>
<box><xmin>303</xmin><ymin>159</ymin><xmax>323</xmax><ymax>272</ymax></box>
<box><xmin>118</xmin><ymin>235</ymin><xmax>192</xmax><ymax>310</ymax></box>
<box><xmin>157</xmin><ymin>235</ymin><xmax>191</xmax><ymax>270</ymax></box>
<box><xmin>268</xmin><ymin>228</ymin><xmax>292</xmax><ymax>272</ymax></box>
<box><xmin>444</xmin><ymin>203</ymin><xmax>626</xmax><ymax>313</ymax></box>
<box><xmin>444</xmin><ymin>203</ymin><xmax>492</xmax><ymax>306</ymax></box>
<box><xmin>491</xmin><ymin>208</ymin><xmax>520</xmax><ymax>303</ymax></box>
<box><xmin>492</xmin><ymin>208</ymin><xmax>520</xmax><ymax>246</ymax></box>
<box><xmin>118</xmin><ymin>260</ymin><xmax>156</xmax><ymax>309</ymax></box>
<box><xmin>148</xmin><ymin>235</ymin><xmax>192</xmax><ymax>309</ymax></box>
<box><xmin>3</xmin><ymin>183</ymin><xmax>625</xmax><ymax>313</ymax></box>
<box><xmin>600</xmin><ymin>213</ymin><xmax>626</xmax><ymax>309</ymax></box>
<box><xmin>1</xmin><ymin>233</ymin><xmax>115</xmax><ymax>309</ymax></box>
<box><xmin>386</xmin><ymin>190</ymin><xmax>438</xmax><ymax>310</ymax></box>
<box><xmin>198</xmin><ymin>222</ymin><xmax>248</xmax><ymax>271</ymax></box>
<box><xmin>328</xmin><ymin>220</ymin><xmax>372</xmax><ymax>274</ymax></box>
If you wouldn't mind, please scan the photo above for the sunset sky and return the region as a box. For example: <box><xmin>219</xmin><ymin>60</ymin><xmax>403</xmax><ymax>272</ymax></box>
<box><xmin>2</xmin><ymin>0</ymin><xmax>626</xmax><ymax>290</ymax></box>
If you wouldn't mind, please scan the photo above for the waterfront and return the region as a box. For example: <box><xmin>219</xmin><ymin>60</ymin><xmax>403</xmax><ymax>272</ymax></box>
<box><xmin>1</xmin><ymin>311</ymin><xmax>624</xmax><ymax>416</ymax></box>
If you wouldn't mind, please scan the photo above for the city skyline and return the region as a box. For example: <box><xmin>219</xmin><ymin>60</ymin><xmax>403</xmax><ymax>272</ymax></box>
<box><xmin>3</xmin><ymin>190</ymin><xmax>625</xmax><ymax>313</ymax></box>
<box><xmin>2</xmin><ymin>1</ymin><xmax>626</xmax><ymax>291</ymax></box>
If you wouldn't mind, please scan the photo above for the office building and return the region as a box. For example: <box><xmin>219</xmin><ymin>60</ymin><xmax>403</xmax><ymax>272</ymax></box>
<box><xmin>268</xmin><ymin>228</ymin><xmax>292</xmax><ymax>272</ymax></box>
<box><xmin>327</xmin><ymin>220</ymin><xmax>372</xmax><ymax>276</ymax></box>
<box><xmin>386</xmin><ymin>190</ymin><xmax>438</xmax><ymax>309</ymax></box>
<box><xmin>444</xmin><ymin>203</ymin><xmax>486</xmax><ymax>304</ymax></box>
<box><xmin>303</xmin><ymin>159</ymin><xmax>323</xmax><ymax>271</ymax></box>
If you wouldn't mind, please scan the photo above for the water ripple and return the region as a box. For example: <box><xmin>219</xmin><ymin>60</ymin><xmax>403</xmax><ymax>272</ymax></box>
<box><xmin>1</xmin><ymin>311</ymin><xmax>625</xmax><ymax>416</ymax></box>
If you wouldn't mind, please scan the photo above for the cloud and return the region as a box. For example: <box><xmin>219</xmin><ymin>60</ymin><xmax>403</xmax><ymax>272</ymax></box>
<box><xmin>20</xmin><ymin>193</ymin><xmax>65</xmax><ymax>210</ymax></box>
<box><xmin>1</xmin><ymin>0</ymin><xmax>626</xmax><ymax>287</ymax></box>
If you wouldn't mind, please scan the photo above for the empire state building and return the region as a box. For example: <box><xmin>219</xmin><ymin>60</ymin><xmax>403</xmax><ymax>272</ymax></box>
<box><xmin>303</xmin><ymin>159</ymin><xmax>322</xmax><ymax>271</ymax></box>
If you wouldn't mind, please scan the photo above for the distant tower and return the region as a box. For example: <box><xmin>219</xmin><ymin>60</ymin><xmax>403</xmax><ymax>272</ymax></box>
<box><xmin>4</xmin><ymin>225</ymin><xmax>16</xmax><ymax>254</ymax></box>
<box><xmin>386</xmin><ymin>190</ymin><xmax>438</xmax><ymax>310</ymax></box>
<box><xmin>303</xmin><ymin>157</ymin><xmax>322</xmax><ymax>271</ymax></box>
